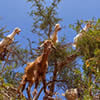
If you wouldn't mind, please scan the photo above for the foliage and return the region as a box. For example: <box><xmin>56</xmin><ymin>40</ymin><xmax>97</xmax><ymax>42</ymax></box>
<box><xmin>0</xmin><ymin>0</ymin><xmax>100</xmax><ymax>100</ymax></box>
<box><xmin>26</xmin><ymin>1</ymin><xmax>79</xmax><ymax>100</ymax></box>
<box><xmin>69</xmin><ymin>19</ymin><xmax>100</xmax><ymax>99</ymax></box>
<box><xmin>0</xmin><ymin>26</ymin><xmax>9</xmax><ymax>40</ymax></box>
<box><xmin>28</xmin><ymin>0</ymin><xmax>62</xmax><ymax>41</ymax></box>
<box><xmin>0</xmin><ymin>25</ymin><xmax>31</xmax><ymax>99</ymax></box>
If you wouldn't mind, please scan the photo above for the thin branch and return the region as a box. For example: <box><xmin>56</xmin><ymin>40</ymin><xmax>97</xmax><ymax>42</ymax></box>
<box><xmin>49</xmin><ymin>60</ymin><xmax>58</xmax><ymax>96</ymax></box>
<box><xmin>35</xmin><ymin>0</ymin><xmax>45</xmax><ymax>18</ymax></box>
<box><xmin>0</xmin><ymin>85</ymin><xmax>17</xmax><ymax>99</ymax></box>
<box><xmin>60</xmin><ymin>43</ymin><xmax>73</xmax><ymax>48</ymax></box>
<box><xmin>0</xmin><ymin>52</ymin><xmax>10</xmax><ymax>75</ymax></box>
<box><xmin>58</xmin><ymin>53</ymin><xmax>78</xmax><ymax>71</ymax></box>
<box><xmin>35</xmin><ymin>79</ymin><xmax>68</xmax><ymax>100</ymax></box>
<box><xmin>10</xmin><ymin>48</ymin><xmax>27</xmax><ymax>65</ymax></box>
<box><xmin>35</xmin><ymin>52</ymin><xmax>78</xmax><ymax>99</ymax></box>
<box><xmin>27</xmin><ymin>38</ymin><xmax>34</xmax><ymax>55</ymax></box>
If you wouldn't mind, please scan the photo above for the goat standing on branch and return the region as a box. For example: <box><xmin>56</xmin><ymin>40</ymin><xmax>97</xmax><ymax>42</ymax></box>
<box><xmin>50</xmin><ymin>24</ymin><xmax>61</xmax><ymax>44</ymax></box>
<box><xmin>62</xmin><ymin>88</ymin><xmax>78</xmax><ymax>100</ymax></box>
<box><xmin>17</xmin><ymin>40</ymin><xmax>56</xmax><ymax>99</ymax></box>
<box><xmin>73</xmin><ymin>22</ymin><xmax>92</xmax><ymax>48</ymax></box>
<box><xmin>0</xmin><ymin>27</ymin><xmax>21</xmax><ymax>60</ymax></box>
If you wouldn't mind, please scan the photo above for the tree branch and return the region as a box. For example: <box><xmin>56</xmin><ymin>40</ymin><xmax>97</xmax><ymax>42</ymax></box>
<box><xmin>35</xmin><ymin>79</ymin><xmax>68</xmax><ymax>100</ymax></box>
<box><xmin>49</xmin><ymin>60</ymin><xmax>58</xmax><ymax>96</ymax></box>
<box><xmin>58</xmin><ymin>53</ymin><xmax>78</xmax><ymax>71</ymax></box>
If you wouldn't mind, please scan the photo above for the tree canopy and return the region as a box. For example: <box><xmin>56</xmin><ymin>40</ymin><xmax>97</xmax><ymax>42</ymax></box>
<box><xmin>0</xmin><ymin>0</ymin><xmax>100</xmax><ymax>100</ymax></box>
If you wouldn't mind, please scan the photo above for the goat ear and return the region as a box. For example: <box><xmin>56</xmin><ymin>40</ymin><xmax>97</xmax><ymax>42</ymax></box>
<box><xmin>52</xmin><ymin>45</ymin><xmax>56</xmax><ymax>50</ymax></box>
<box><xmin>39</xmin><ymin>40</ymin><xmax>45</xmax><ymax>48</ymax></box>
<box><xmin>52</xmin><ymin>43</ymin><xmax>56</xmax><ymax>50</ymax></box>
<box><xmin>40</xmin><ymin>42</ymin><xmax>44</xmax><ymax>48</ymax></box>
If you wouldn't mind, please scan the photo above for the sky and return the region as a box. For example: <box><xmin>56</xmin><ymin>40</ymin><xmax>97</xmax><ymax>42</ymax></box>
<box><xmin>0</xmin><ymin>0</ymin><xmax>100</xmax><ymax>99</ymax></box>
<box><xmin>0</xmin><ymin>0</ymin><xmax>100</xmax><ymax>43</ymax></box>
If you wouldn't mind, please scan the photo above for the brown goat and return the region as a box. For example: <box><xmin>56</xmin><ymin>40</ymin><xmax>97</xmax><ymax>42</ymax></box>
<box><xmin>17</xmin><ymin>40</ymin><xmax>55</xmax><ymax>99</ymax></box>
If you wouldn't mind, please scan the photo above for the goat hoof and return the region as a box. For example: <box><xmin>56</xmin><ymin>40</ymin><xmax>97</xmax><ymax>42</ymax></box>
<box><xmin>32</xmin><ymin>89</ymin><xmax>37</xmax><ymax>97</ymax></box>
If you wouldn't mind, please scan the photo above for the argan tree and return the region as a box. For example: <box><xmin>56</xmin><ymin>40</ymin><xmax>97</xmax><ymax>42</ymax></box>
<box><xmin>0</xmin><ymin>0</ymin><xmax>100</xmax><ymax>100</ymax></box>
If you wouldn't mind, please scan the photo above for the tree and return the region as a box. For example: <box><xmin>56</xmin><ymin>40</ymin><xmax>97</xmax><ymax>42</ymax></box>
<box><xmin>27</xmin><ymin>0</ymin><xmax>78</xmax><ymax>99</ymax></box>
<box><xmin>68</xmin><ymin>19</ymin><xmax>100</xmax><ymax>100</ymax></box>
<box><xmin>0</xmin><ymin>25</ymin><xmax>36</xmax><ymax>99</ymax></box>
<box><xmin>0</xmin><ymin>0</ymin><xmax>100</xmax><ymax>100</ymax></box>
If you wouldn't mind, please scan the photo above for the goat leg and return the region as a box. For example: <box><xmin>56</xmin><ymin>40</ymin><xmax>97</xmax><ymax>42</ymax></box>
<box><xmin>32</xmin><ymin>79</ymin><xmax>39</xmax><ymax>97</ymax></box>
<box><xmin>17</xmin><ymin>75</ymin><xmax>27</xmax><ymax>96</ymax></box>
<box><xmin>42</xmin><ymin>75</ymin><xmax>49</xmax><ymax>95</ymax></box>
<box><xmin>26</xmin><ymin>82</ymin><xmax>33</xmax><ymax>100</ymax></box>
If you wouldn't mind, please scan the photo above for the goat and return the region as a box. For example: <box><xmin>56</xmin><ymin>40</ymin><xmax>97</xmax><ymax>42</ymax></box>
<box><xmin>0</xmin><ymin>27</ymin><xmax>21</xmax><ymax>60</ymax></box>
<box><xmin>17</xmin><ymin>40</ymin><xmax>55</xmax><ymax>99</ymax></box>
<box><xmin>62</xmin><ymin>88</ymin><xmax>78</xmax><ymax>100</ymax></box>
<box><xmin>0</xmin><ymin>27</ymin><xmax>21</xmax><ymax>47</ymax></box>
<box><xmin>50</xmin><ymin>24</ymin><xmax>61</xmax><ymax>43</ymax></box>
<box><xmin>73</xmin><ymin>23</ymin><xmax>92</xmax><ymax>48</ymax></box>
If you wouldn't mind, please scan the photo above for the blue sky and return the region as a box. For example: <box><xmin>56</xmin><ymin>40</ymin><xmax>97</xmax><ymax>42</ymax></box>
<box><xmin>58</xmin><ymin>0</ymin><xmax>100</xmax><ymax>42</ymax></box>
<box><xmin>0</xmin><ymin>0</ymin><xmax>100</xmax><ymax>99</ymax></box>
<box><xmin>0</xmin><ymin>0</ymin><xmax>100</xmax><ymax>43</ymax></box>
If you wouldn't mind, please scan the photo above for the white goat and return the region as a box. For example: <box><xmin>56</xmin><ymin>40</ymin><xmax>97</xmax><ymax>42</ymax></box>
<box><xmin>0</xmin><ymin>27</ymin><xmax>21</xmax><ymax>47</ymax></box>
<box><xmin>73</xmin><ymin>23</ymin><xmax>91</xmax><ymax>48</ymax></box>
<box><xmin>50</xmin><ymin>24</ymin><xmax>61</xmax><ymax>43</ymax></box>
<box><xmin>0</xmin><ymin>27</ymin><xmax>21</xmax><ymax>60</ymax></box>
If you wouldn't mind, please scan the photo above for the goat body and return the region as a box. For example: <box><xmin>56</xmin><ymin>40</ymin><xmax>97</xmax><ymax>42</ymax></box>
<box><xmin>73</xmin><ymin>23</ymin><xmax>92</xmax><ymax>48</ymax></box>
<box><xmin>0</xmin><ymin>27</ymin><xmax>21</xmax><ymax>60</ymax></box>
<box><xmin>17</xmin><ymin>40</ymin><xmax>55</xmax><ymax>99</ymax></box>
<box><xmin>25</xmin><ymin>54</ymin><xmax>48</xmax><ymax>81</ymax></box>
<box><xmin>0</xmin><ymin>27</ymin><xmax>21</xmax><ymax>47</ymax></box>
